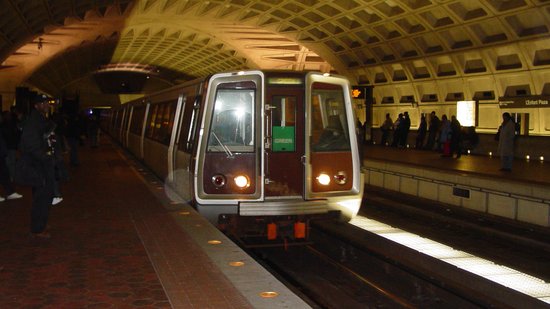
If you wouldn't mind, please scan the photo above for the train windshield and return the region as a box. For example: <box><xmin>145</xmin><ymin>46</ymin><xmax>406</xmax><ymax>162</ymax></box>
<box><xmin>310</xmin><ymin>82</ymin><xmax>351</xmax><ymax>152</ymax></box>
<box><xmin>207</xmin><ymin>86</ymin><xmax>255</xmax><ymax>153</ymax></box>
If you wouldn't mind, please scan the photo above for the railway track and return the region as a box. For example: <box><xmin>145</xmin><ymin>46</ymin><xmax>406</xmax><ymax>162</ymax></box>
<box><xmin>243</xmin><ymin>192</ymin><xmax>550</xmax><ymax>309</ymax></box>
<box><xmin>250</xmin><ymin>223</ymin><xmax>492</xmax><ymax>309</ymax></box>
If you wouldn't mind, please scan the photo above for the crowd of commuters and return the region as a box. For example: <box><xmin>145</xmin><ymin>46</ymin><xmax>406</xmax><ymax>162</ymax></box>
<box><xmin>1</xmin><ymin>98</ymin><xmax>100</xmax><ymax>239</ymax></box>
<box><xmin>379</xmin><ymin>110</ymin><xmax>464</xmax><ymax>158</ymax></box>
<box><xmin>377</xmin><ymin>110</ymin><xmax>515</xmax><ymax>170</ymax></box>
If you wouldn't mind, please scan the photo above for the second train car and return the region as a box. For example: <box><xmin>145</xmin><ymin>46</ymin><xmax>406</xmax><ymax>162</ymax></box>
<box><xmin>102</xmin><ymin>70</ymin><xmax>364</xmax><ymax>241</ymax></box>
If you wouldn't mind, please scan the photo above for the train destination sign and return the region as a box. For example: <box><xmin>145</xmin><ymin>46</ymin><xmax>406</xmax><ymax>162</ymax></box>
<box><xmin>272</xmin><ymin>126</ymin><xmax>295</xmax><ymax>151</ymax></box>
<box><xmin>498</xmin><ymin>95</ymin><xmax>550</xmax><ymax>108</ymax></box>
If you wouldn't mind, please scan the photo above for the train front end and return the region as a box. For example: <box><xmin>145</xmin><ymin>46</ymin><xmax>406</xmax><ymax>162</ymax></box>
<box><xmin>195</xmin><ymin>70</ymin><xmax>364</xmax><ymax>242</ymax></box>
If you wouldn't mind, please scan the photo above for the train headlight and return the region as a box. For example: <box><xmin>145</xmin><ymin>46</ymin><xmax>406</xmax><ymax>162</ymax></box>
<box><xmin>334</xmin><ymin>171</ymin><xmax>347</xmax><ymax>185</ymax></box>
<box><xmin>211</xmin><ymin>174</ymin><xmax>226</xmax><ymax>188</ymax></box>
<box><xmin>316</xmin><ymin>173</ymin><xmax>331</xmax><ymax>186</ymax></box>
<box><xmin>234</xmin><ymin>175</ymin><xmax>250</xmax><ymax>189</ymax></box>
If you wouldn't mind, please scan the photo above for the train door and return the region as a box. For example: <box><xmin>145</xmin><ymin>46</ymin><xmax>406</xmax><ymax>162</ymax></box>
<box><xmin>305</xmin><ymin>73</ymin><xmax>359</xmax><ymax>200</ymax></box>
<box><xmin>195</xmin><ymin>72</ymin><xmax>263</xmax><ymax>211</ymax></box>
<box><xmin>264</xmin><ymin>82</ymin><xmax>304</xmax><ymax>198</ymax></box>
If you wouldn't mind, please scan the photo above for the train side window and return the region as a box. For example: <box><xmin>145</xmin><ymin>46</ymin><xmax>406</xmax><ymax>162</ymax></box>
<box><xmin>153</xmin><ymin>103</ymin><xmax>165</xmax><ymax>141</ymax></box>
<box><xmin>310</xmin><ymin>82</ymin><xmax>351</xmax><ymax>152</ymax></box>
<box><xmin>100</xmin><ymin>110</ymin><xmax>112</xmax><ymax>130</ymax></box>
<box><xmin>154</xmin><ymin>103</ymin><xmax>165</xmax><ymax>143</ymax></box>
<box><xmin>130</xmin><ymin>106</ymin><xmax>145</xmax><ymax>135</ymax></box>
<box><xmin>122</xmin><ymin>108</ymin><xmax>131</xmax><ymax>131</ymax></box>
<box><xmin>111</xmin><ymin>110</ymin><xmax>118</xmax><ymax>129</ymax></box>
<box><xmin>145</xmin><ymin>104</ymin><xmax>159</xmax><ymax>138</ymax></box>
<box><xmin>271</xmin><ymin>95</ymin><xmax>296</xmax><ymax>152</ymax></box>
<box><xmin>207</xmin><ymin>84</ymin><xmax>255</xmax><ymax>153</ymax></box>
<box><xmin>114</xmin><ymin>110</ymin><xmax>123</xmax><ymax>130</ymax></box>
<box><xmin>187</xmin><ymin>100</ymin><xmax>200</xmax><ymax>151</ymax></box>
<box><xmin>155</xmin><ymin>101</ymin><xmax>176</xmax><ymax>145</ymax></box>
<box><xmin>178</xmin><ymin>95</ymin><xmax>197</xmax><ymax>152</ymax></box>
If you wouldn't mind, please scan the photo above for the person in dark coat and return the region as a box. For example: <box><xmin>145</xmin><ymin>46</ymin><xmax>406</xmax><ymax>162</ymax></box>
<box><xmin>399</xmin><ymin>111</ymin><xmax>411</xmax><ymax>148</ymax></box>
<box><xmin>439</xmin><ymin>115</ymin><xmax>451</xmax><ymax>156</ymax></box>
<box><xmin>380</xmin><ymin>113</ymin><xmax>393</xmax><ymax>146</ymax></box>
<box><xmin>450</xmin><ymin>115</ymin><xmax>462</xmax><ymax>158</ymax></box>
<box><xmin>1</xmin><ymin>110</ymin><xmax>22</xmax><ymax>179</ymax></box>
<box><xmin>391</xmin><ymin>113</ymin><xmax>403</xmax><ymax>147</ymax></box>
<box><xmin>415</xmin><ymin>115</ymin><xmax>427</xmax><ymax>149</ymax></box>
<box><xmin>19</xmin><ymin>97</ymin><xmax>56</xmax><ymax>238</ymax></box>
<box><xmin>0</xmin><ymin>129</ymin><xmax>22</xmax><ymax>202</ymax></box>
<box><xmin>498</xmin><ymin>112</ymin><xmax>515</xmax><ymax>171</ymax></box>
<box><xmin>425</xmin><ymin>111</ymin><xmax>440</xmax><ymax>150</ymax></box>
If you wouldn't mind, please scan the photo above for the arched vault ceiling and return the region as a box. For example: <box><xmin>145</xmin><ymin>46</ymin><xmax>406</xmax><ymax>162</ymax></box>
<box><xmin>2</xmin><ymin>0</ymin><xmax>550</xmax><ymax>107</ymax></box>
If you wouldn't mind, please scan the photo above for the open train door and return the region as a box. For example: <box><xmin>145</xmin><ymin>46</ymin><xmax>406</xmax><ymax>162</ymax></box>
<box><xmin>263</xmin><ymin>73</ymin><xmax>305</xmax><ymax>199</ymax></box>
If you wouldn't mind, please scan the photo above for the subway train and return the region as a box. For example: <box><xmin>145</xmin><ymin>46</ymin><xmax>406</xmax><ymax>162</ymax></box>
<box><xmin>101</xmin><ymin>70</ymin><xmax>364</xmax><ymax>242</ymax></box>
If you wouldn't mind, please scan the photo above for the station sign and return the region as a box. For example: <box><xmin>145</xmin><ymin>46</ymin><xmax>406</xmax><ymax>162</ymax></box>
<box><xmin>498</xmin><ymin>95</ymin><xmax>550</xmax><ymax>108</ymax></box>
<box><xmin>456</xmin><ymin>101</ymin><xmax>477</xmax><ymax>127</ymax></box>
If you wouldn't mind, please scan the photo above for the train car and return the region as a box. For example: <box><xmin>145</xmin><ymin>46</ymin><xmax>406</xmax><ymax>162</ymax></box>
<box><xmin>102</xmin><ymin>70</ymin><xmax>364</xmax><ymax>242</ymax></box>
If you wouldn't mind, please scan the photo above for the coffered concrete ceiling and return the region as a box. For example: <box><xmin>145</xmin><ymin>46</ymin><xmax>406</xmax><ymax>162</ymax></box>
<box><xmin>1</xmin><ymin>0</ymin><xmax>550</xmax><ymax>109</ymax></box>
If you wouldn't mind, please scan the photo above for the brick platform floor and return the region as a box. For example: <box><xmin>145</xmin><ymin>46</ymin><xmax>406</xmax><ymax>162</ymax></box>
<box><xmin>0</xmin><ymin>138</ymin><xmax>251</xmax><ymax>308</ymax></box>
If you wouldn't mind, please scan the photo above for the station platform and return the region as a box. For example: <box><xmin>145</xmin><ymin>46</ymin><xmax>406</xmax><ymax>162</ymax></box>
<box><xmin>362</xmin><ymin>143</ymin><xmax>550</xmax><ymax>228</ymax></box>
<box><xmin>0</xmin><ymin>138</ymin><xmax>309</xmax><ymax>308</ymax></box>
<box><xmin>363</xmin><ymin>143</ymin><xmax>550</xmax><ymax>186</ymax></box>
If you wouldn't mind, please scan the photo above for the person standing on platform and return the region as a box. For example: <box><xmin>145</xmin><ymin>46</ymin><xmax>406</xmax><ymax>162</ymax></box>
<box><xmin>498</xmin><ymin>112</ymin><xmax>515</xmax><ymax>172</ymax></box>
<box><xmin>415</xmin><ymin>115</ymin><xmax>427</xmax><ymax>149</ymax></box>
<box><xmin>380</xmin><ymin>113</ymin><xmax>393</xmax><ymax>146</ymax></box>
<box><xmin>0</xmin><ymin>128</ymin><xmax>23</xmax><ymax>202</ymax></box>
<box><xmin>391</xmin><ymin>113</ymin><xmax>403</xmax><ymax>147</ymax></box>
<box><xmin>425</xmin><ymin>111</ymin><xmax>440</xmax><ymax>150</ymax></box>
<box><xmin>399</xmin><ymin>111</ymin><xmax>411</xmax><ymax>148</ymax></box>
<box><xmin>439</xmin><ymin>115</ymin><xmax>451</xmax><ymax>157</ymax></box>
<box><xmin>1</xmin><ymin>110</ymin><xmax>22</xmax><ymax>180</ymax></box>
<box><xmin>450</xmin><ymin>115</ymin><xmax>462</xmax><ymax>158</ymax></box>
<box><xmin>19</xmin><ymin>97</ymin><xmax>56</xmax><ymax>238</ymax></box>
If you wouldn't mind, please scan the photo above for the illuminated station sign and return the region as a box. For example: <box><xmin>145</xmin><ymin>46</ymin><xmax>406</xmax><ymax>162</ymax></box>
<box><xmin>456</xmin><ymin>100</ymin><xmax>477</xmax><ymax>127</ymax></box>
